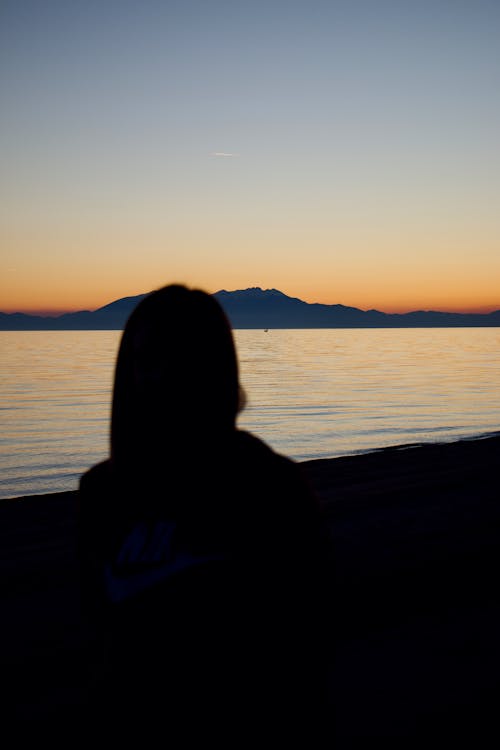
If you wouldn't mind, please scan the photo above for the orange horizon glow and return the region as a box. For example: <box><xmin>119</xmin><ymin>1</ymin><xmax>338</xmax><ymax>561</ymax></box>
<box><xmin>2</xmin><ymin>289</ymin><xmax>499</xmax><ymax>317</ymax></box>
<box><xmin>2</xmin><ymin>233</ymin><xmax>499</xmax><ymax>318</ymax></box>
<box><xmin>3</xmin><ymin>3</ymin><xmax>500</xmax><ymax>329</ymax></box>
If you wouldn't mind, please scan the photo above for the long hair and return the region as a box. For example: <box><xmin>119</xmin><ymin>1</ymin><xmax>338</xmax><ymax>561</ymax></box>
<box><xmin>110</xmin><ymin>284</ymin><xmax>241</xmax><ymax>475</ymax></box>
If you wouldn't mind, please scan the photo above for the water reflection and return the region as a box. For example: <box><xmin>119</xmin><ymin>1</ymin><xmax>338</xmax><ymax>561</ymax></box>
<box><xmin>1</xmin><ymin>328</ymin><xmax>499</xmax><ymax>498</ymax></box>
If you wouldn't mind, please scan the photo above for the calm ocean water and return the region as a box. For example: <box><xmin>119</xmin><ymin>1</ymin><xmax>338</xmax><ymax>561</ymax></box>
<box><xmin>1</xmin><ymin>328</ymin><xmax>499</xmax><ymax>500</ymax></box>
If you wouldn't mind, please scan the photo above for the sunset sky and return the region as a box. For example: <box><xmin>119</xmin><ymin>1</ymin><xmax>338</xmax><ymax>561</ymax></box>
<box><xmin>1</xmin><ymin>0</ymin><xmax>499</xmax><ymax>315</ymax></box>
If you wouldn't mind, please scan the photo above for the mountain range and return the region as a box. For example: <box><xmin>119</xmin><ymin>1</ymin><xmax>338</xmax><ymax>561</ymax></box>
<box><xmin>1</xmin><ymin>287</ymin><xmax>499</xmax><ymax>330</ymax></box>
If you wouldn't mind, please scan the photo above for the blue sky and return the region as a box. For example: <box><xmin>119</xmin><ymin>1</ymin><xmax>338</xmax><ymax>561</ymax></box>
<box><xmin>1</xmin><ymin>0</ymin><xmax>499</xmax><ymax>313</ymax></box>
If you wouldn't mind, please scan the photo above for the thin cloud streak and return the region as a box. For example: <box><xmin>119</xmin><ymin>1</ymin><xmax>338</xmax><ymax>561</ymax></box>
<box><xmin>209</xmin><ymin>152</ymin><xmax>240</xmax><ymax>157</ymax></box>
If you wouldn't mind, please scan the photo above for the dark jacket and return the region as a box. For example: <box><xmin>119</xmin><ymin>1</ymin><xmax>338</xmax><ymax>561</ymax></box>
<box><xmin>78</xmin><ymin>430</ymin><xmax>328</xmax><ymax>740</ymax></box>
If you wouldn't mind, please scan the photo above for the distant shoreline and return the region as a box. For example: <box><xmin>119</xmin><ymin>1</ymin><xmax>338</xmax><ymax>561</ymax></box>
<box><xmin>2</xmin><ymin>324</ymin><xmax>500</xmax><ymax>332</ymax></box>
<box><xmin>2</xmin><ymin>287</ymin><xmax>500</xmax><ymax>330</ymax></box>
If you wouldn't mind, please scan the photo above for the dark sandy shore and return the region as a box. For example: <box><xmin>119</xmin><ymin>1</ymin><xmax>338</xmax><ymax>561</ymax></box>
<box><xmin>1</xmin><ymin>434</ymin><xmax>499</xmax><ymax>744</ymax></box>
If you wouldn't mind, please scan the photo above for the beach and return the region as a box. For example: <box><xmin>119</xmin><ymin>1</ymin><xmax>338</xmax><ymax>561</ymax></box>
<box><xmin>1</xmin><ymin>434</ymin><xmax>499</xmax><ymax>744</ymax></box>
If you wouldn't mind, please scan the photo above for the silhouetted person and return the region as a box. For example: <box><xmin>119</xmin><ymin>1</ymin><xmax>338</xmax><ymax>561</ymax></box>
<box><xmin>78</xmin><ymin>284</ymin><xmax>328</xmax><ymax>742</ymax></box>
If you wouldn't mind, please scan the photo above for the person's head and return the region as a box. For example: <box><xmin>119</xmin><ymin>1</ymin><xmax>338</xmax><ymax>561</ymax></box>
<box><xmin>111</xmin><ymin>284</ymin><xmax>242</xmax><ymax>467</ymax></box>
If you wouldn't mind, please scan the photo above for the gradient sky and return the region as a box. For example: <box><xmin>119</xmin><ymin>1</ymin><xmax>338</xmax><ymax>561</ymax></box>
<box><xmin>1</xmin><ymin>0</ymin><xmax>499</xmax><ymax>314</ymax></box>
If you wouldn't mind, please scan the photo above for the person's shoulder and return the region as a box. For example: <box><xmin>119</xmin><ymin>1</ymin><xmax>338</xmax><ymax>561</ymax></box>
<box><xmin>79</xmin><ymin>459</ymin><xmax>112</xmax><ymax>495</ymax></box>
<box><xmin>233</xmin><ymin>430</ymin><xmax>311</xmax><ymax>497</ymax></box>
<box><xmin>233</xmin><ymin>431</ymin><xmax>324</xmax><ymax>552</ymax></box>
<box><xmin>233</xmin><ymin>428</ymin><xmax>287</xmax><ymax>456</ymax></box>
<box><xmin>234</xmin><ymin>429</ymin><xmax>296</xmax><ymax>469</ymax></box>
